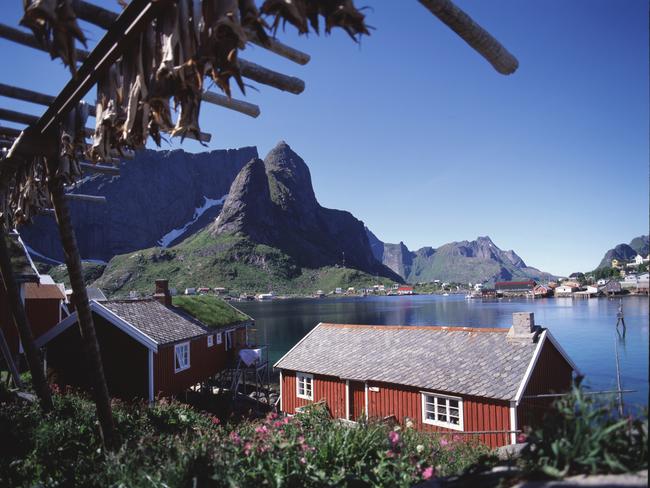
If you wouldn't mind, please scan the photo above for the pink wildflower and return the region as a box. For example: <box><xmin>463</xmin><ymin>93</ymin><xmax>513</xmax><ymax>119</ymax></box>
<box><xmin>299</xmin><ymin>457</ymin><xmax>307</xmax><ymax>465</ymax></box>
<box><xmin>243</xmin><ymin>442</ymin><xmax>253</xmax><ymax>456</ymax></box>
<box><xmin>268</xmin><ymin>412</ymin><xmax>278</xmax><ymax>420</ymax></box>
<box><xmin>422</xmin><ymin>466</ymin><xmax>435</xmax><ymax>480</ymax></box>
<box><xmin>211</xmin><ymin>417</ymin><xmax>220</xmax><ymax>425</ymax></box>
<box><xmin>388</xmin><ymin>431</ymin><xmax>400</xmax><ymax>445</ymax></box>
<box><xmin>282</xmin><ymin>417</ymin><xmax>290</xmax><ymax>425</ymax></box>
<box><xmin>273</xmin><ymin>421</ymin><xmax>283</xmax><ymax>428</ymax></box>
<box><xmin>385</xmin><ymin>450</ymin><xmax>395</xmax><ymax>458</ymax></box>
<box><xmin>517</xmin><ymin>433</ymin><xmax>528</xmax><ymax>443</ymax></box>
<box><xmin>229</xmin><ymin>432</ymin><xmax>241</xmax><ymax>444</ymax></box>
<box><xmin>255</xmin><ymin>425</ymin><xmax>269</xmax><ymax>435</ymax></box>
<box><xmin>297</xmin><ymin>435</ymin><xmax>305</xmax><ymax>444</ymax></box>
<box><xmin>440</xmin><ymin>438</ymin><xmax>449</xmax><ymax>447</ymax></box>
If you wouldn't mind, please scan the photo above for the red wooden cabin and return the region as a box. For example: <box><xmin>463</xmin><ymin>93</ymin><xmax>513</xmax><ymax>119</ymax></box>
<box><xmin>37</xmin><ymin>281</ymin><xmax>250</xmax><ymax>402</ymax></box>
<box><xmin>0</xmin><ymin>231</ymin><xmax>66</xmax><ymax>360</ymax></box>
<box><xmin>275</xmin><ymin>312</ymin><xmax>578</xmax><ymax>449</ymax></box>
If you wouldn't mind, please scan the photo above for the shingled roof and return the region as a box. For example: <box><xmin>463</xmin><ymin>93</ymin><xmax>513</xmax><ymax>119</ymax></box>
<box><xmin>98</xmin><ymin>300</ymin><xmax>209</xmax><ymax>346</ymax></box>
<box><xmin>275</xmin><ymin>323</ymin><xmax>546</xmax><ymax>401</ymax></box>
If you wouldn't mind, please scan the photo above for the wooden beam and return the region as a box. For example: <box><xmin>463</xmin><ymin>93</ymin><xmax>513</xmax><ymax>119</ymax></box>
<box><xmin>66</xmin><ymin>194</ymin><xmax>106</xmax><ymax>204</ymax></box>
<box><xmin>418</xmin><ymin>0</ymin><xmax>518</xmax><ymax>75</ymax></box>
<box><xmin>0</xmin><ymin>126</ymin><xmax>21</xmax><ymax>138</ymax></box>
<box><xmin>0</xmin><ymin>23</ymin><xmax>304</xmax><ymax>96</ymax></box>
<box><xmin>201</xmin><ymin>91</ymin><xmax>260</xmax><ymax>118</ymax></box>
<box><xmin>79</xmin><ymin>162</ymin><xmax>120</xmax><ymax>175</ymax></box>
<box><xmin>248</xmin><ymin>36</ymin><xmax>310</xmax><ymax>66</ymax></box>
<box><xmin>0</xmin><ymin>328</ymin><xmax>22</xmax><ymax>388</ymax></box>
<box><xmin>0</xmin><ymin>108</ymin><xmax>39</xmax><ymax>126</ymax></box>
<box><xmin>239</xmin><ymin>59</ymin><xmax>304</xmax><ymax>94</ymax></box>
<box><xmin>0</xmin><ymin>51</ymin><xmax>259</xmax><ymax>119</ymax></box>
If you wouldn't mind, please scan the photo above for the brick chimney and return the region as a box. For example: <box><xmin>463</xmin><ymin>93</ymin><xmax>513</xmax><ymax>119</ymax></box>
<box><xmin>154</xmin><ymin>279</ymin><xmax>172</xmax><ymax>307</ymax></box>
<box><xmin>507</xmin><ymin>312</ymin><xmax>539</xmax><ymax>341</ymax></box>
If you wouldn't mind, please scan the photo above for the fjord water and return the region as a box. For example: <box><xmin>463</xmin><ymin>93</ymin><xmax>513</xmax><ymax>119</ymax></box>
<box><xmin>237</xmin><ymin>295</ymin><xmax>649</xmax><ymax>408</ymax></box>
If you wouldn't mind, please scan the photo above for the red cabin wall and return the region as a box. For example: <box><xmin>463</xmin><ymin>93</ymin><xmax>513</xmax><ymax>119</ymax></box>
<box><xmin>154</xmin><ymin>332</ymin><xmax>229</xmax><ymax>397</ymax></box>
<box><xmin>280</xmin><ymin>371</ymin><xmax>511</xmax><ymax>449</ymax></box>
<box><xmin>349</xmin><ymin>380</ymin><xmax>365</xmax><ymax>421</ymax></box>
<box><xmin>367</xmin><ymin>381</ymin><xmax>511</xmax><ymax>448</ymax></box>
<box><xmin>46</xmin><ymin>314</ymin><xmax>148</xmax><ymax>399</ymax></box>
<box><xmin>25</xmin><ymin>298</ymin><xmax>61</xmax><ymax>340</ymax></box>
<box><xmin>281</xmin><ymin>371</ymin><xmax>347</xmax><ymax>419</ymax></box>
<box><xmin>517</xmin><ymin>339</ymin><xmax>573</xmax><ymax>430</ymax></box>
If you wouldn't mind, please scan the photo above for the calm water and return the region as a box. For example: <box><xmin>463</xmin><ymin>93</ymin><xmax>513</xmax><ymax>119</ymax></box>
<box><xmin>237</xmin><ymin>295</ymin><xmax>649</xmax><ymax>408</ymax></box>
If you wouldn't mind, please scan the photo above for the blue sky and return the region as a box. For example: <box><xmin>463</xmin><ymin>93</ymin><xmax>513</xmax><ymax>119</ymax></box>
<box><xmin>1</xmin><ymin>1</ymin><xmax>647</xmax><ymax>276</ymax></box>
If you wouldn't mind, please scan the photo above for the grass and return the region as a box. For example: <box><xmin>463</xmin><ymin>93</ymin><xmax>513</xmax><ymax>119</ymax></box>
<box><xmin>92</xmin><ymin>231</ymin><xmax>397</xmax><ymax>298</ymax></box>
<box><xmin>172</xmin><ymin>295</ymin><xmax>249</xmax><ymax>328</ymax></box>
<box><xmin>0</xmin><ymin>390</ymin><xmax>491</xmax><ymax>487</ymax></box>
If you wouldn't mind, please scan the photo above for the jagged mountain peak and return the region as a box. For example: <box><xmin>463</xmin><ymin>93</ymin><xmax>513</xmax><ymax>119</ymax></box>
<box><xmin>212</xmin><ymin>143</ymin><xmax>402</xmax><ymax>282</ymax></box>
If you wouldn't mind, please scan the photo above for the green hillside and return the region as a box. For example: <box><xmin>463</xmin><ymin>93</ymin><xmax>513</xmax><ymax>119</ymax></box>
<box><xmin>92</xmin><ymin>230</ymin><xmax>397</xmax><ymax>298</ymax></box>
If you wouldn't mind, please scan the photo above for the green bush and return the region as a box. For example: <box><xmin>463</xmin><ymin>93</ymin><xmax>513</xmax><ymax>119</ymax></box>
<box><xmin>0</xmin><ymin>390</ymin><xmax>491</xmax><ymax>487</ymax></box>
<box><xmin>519</xmin><ymin>383</ymin><xmax>648</xmax><ymax>478</ymax></box>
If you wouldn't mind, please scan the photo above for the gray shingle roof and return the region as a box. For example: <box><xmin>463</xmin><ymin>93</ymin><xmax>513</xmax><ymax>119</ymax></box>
<box><xmin>275</xmin><ymin>324</ymin><xmax>540</xmax><ymax>401</ymax></box>
<box><xmin>100</xmin><ymin>300</ymin><xmax>208</xmax><ymax>345</ymax></box>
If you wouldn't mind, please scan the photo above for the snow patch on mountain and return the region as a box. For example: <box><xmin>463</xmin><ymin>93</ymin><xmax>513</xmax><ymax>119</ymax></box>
<box><xmin>158</xmin><ymin>195</ymin><xmax>227</xmax><ymax>248</ymax></box>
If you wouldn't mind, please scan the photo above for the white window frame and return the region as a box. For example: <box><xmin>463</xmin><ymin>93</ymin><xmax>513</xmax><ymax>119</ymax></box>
<box><xmin>174</xmin><ymin>342</ymin><xmax>191</xmax><ymax>373</ymax></box>
<box><xmin>296</xmin><ymin>372</ymin><xmax>314</xmax><ymax>400</ymax></box>
<box><xmin>215</xmin><ymin>332</ymin><xmax>223</xmax><ymax>345</ymax></box>
<box><xmin>207</xmin><ymin>335</ymin><xmax>214</xmax><ymax>348</ymax></box>
<box><xmin>421</xmin><ymin>392</ymin><xmax>464</xmax><ymax>431</ymax></box>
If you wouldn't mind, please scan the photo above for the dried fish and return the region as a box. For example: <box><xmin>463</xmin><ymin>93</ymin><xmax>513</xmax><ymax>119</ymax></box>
<box><xmin>21</xmin><ymin>0</ymin><xmax>87</xmax><ymax>75</ymax></box>
<box><xmin>200</xmin><ymin>0</ymin><xmax>247</xmax><ymax>97</ymax></box>
<box><xmin>239</xmin><ymin>0</ymin><xmax>269</xmax><ymax>44</ymax></box>
<box><xmin>260</xmin><ymin>0</ymin><xmax>308</xmax><ymax>34</ymax></box>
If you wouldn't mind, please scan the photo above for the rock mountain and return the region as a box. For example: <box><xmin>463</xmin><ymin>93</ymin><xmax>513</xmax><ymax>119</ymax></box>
<box><xmin>20</xmin><ymin>147</ymin><xmax>257</xmax><ymax>263</ymax></box>
<box><xmin>597</xmin><ymin>235</ymin><xmax>649</xmax><ymax>269</ymax></box>
<box><xmin>211</xmin><ymin>142</ymin><xmax>402</xmax><ymax>281</ymax></box>
<box><xmin>367</xmin><ymin>230</ymin><xmax>554</xmax><ymax>284</ymax></box>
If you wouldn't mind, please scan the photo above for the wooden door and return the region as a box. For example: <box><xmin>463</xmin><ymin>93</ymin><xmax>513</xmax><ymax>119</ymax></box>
<box><xmin>349</xmin><ymin>381</ymin><xmax>366</xmax><ymax>421</ymax></box>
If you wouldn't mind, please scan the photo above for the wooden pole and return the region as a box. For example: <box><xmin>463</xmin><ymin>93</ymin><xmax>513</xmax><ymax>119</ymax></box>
<box><xmin>0</xmin><ymin>225</ymin><xmax>52</xmax><ymax>411</ymax></box>
<box><xmin>46</xmin><ymin>157</ymin><xmax>115</xmax><ymax>446</ymax></box>
<box><xmin>418</xmin><ymin>0</ymin><xmax>519</xmax><ymax>75</ymax></box>
<box><xmin>0</xmin><ymin>328</ymin><xmax>22</xmax><ymax>388</ymax></box>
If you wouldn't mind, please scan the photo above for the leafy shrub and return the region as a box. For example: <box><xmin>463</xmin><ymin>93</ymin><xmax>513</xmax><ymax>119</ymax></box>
<box><xmin>519</xmin><ymin>384</ymin><xmax>648</xmax><ymax>478</ymax></box>
<box><xmin>0</xmin><ymin>391</ymin><xmax>491</xmax><ymax>487</ymax></box>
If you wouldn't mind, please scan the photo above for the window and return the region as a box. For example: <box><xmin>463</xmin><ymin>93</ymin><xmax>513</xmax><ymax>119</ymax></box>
<box><xmin>215</xmin><ymin>332</ymin><xmax>223</xmax><ymax>345</ymax></box>
<box><xmin>225</xmin><ymin>330</ymin><xmax>234</xmax><ymax>351</ymax></box>
<box><xmin>207</xmin><ymin>335</ymin><xmax>214</xmax><ymax>347</ymax></box>
<box><xmin>174</xmin><ymin>342</ymin><xmax>190</xmax><ymax>373</ymax></box>
<box><xmin>296</xmin><ymin>372</ymin><xmax>313</xmax><ymax>400</ymax></box>
<box><xmin>421</xmin><ymin>393</ymin><xmax>463</xmax><ymax>430</ymax></box>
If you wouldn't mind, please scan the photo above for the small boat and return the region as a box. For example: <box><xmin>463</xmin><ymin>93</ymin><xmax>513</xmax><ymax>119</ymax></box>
<box><xmin>464</xmin><ymin>294</ymin><xmax>471</xmax><ymax>299</ymax></box>
<box><xmin>442</xmin><ymin>292</ymin><xmax>449</xmax><ymax>297</ymax></box>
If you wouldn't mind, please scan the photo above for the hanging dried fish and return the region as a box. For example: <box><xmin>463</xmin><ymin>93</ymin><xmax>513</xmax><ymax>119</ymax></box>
<box><xmin>239</xmin><ymin>0</ymin><xmax>269</xmax><ymax>44</ymax></box>
<box><xmin>260</xmin><ymin>0</ymin><xmax>370</xmax><ymax>40</ymax></box>
<box><xmin>21</xmin><ymin>0</ymin><xmax>87</xmax><ymax>75</ymax></box>
<box><xmin>260</xmin><ymin>0</ymin><xmax>308</xmax><ymax>34</ymax></box>
<box><xmin>200</xmin><ymin>0</ymin><xmax>247</xmax><ymax>97</ymax></box>
<box><xmin>90</xmin><ymin>65</ymin><xmax>122</xmax><ymax>162</ymax></box>
<box><xmin>171</xmin><ymin>0</ymin><xmax>204</xmax><ymax>142</ymax></box>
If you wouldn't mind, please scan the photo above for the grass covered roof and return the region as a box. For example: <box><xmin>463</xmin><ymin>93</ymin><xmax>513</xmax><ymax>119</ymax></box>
<box><xmin>172</xmin><ymin>295</ymin><xmax>250</xmax><ymax>329</ymax></box>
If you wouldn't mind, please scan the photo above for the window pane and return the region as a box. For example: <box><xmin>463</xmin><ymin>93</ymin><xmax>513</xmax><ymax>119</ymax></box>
<box><xmin>449</xmin><ymin>407</ymin><xmax>459</xmax><ymax>416</ymax></box>
<box><xmin>449</xmin><ymin>399</ymin><xmax>458</xmax><ymax>408</ymax></box>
